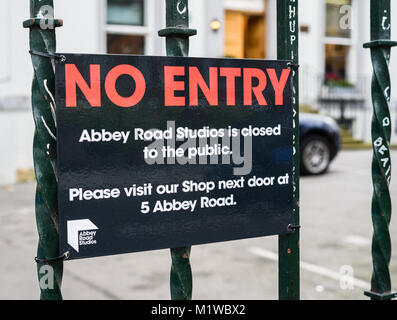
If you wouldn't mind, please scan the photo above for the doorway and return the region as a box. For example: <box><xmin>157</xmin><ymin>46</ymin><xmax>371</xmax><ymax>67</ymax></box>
<box><xmin>224</xmin><ymin>10</ymin><xmax>266</xmax><ymax>59</ymax></box>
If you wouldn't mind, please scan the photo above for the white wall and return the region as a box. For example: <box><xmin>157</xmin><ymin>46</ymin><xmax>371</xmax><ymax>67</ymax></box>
<box><xmin>266</xmin><ymin>0</ymin><xmax>277</xmax><ymax>60</ymax></box>
<box><xmin>56</xmin><ymin>0</ymin><xmax>102</xmax><ymax>54</ymax></box>
<box><xmin>225</xmin><ymin>0</ymin><xmax>265</xmax><ymax>13</ymax></box>
<box><xmin>0</xmin><ymin>1</ymin><xmax>31</xmax><ymax>103</ymax></box>
<box><xmin>189</xmin><ymin>0</ymin><xmax>224</xmax><ymax>57</ymax></box>
<box><xmin>0</xmin><ymin>1</ymin><xmax>34</xmax><ymax>185</ymax></box>
<box><xmin>0</xmin><ymin>112</ymin><xmax>35</xmax><ymax>185</ymax></box>
<box><xmin>299</xmin><ymin>0</ymin><xmax>325</xmax><ymax>76</ymax></box>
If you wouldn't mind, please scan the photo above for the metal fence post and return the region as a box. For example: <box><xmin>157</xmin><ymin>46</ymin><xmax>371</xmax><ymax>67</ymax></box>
<box><xmin>158</xmin><ymin>0</ymin><xmax>196</xmax><ymax>300</ymax></box>
<box><xmin>277</xmin><ymin>0</ymin><xmax>300</xmax><ymax>300</ymax></box>
<box><xmin>363</xmin><ymin>0</ymin><xmax>397</xmax><ymax>300</ymax></box>
<box><xmin>23</xmin><ymin>0</ymin><xmax>63</xmax><ymax>300</ymax></box>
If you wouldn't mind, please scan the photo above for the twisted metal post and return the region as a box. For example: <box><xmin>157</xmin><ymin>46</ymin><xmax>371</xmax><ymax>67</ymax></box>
<box><xmin>23</xmin><ymin>0</ymin><xmax>63</xmax><ymax>300</ymax></box>
<box><xmin>158</xmin><ymin>0</ymin><xmax>196</xmax><ymax>300</ymax></box>
<box><xmin>277</xmin><ymin>0</ymin><xmax>300</xmax><ymax>300</ymax></box>
<box><xmin>363</xmin><ymin>0</ymin><xmax>397</xmax><ymax>300</ymax></box>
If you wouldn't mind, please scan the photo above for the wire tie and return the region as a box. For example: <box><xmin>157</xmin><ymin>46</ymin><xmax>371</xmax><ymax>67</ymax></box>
<box><xmin>35</xmin><ymin>251</ymin><xmax>70</xmax><ymax>263</ymax></box>
<box><xmin>29</xmin><ymin>50</ymin><xmax>66</xmax><ymax>63</ymax></box>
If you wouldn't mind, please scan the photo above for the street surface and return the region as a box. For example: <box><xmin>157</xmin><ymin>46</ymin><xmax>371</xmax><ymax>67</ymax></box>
<box><xmin>1</xmin><ymin>150</ymin><xmax>397</xmax><ymax>300</ymax></box>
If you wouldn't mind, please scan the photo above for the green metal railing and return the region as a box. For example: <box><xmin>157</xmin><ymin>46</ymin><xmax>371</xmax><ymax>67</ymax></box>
<box><xmin>363</xmin><ymin>0</ymin><xmax>397</xmax><ymax>300</ymax></box>
<box><xmin>159</xmin><ymin>0</ymin><xmax>196</xmax><ymax>300</ymax></box>
<box><xmin>24</xmin><ymin>0</ymin><xmax>396</xmax><ymax>301</ymax></box>
<box><xmin>23</xmin><ymin>0</ymin><xmax>63</xmax><ymax>300</ymax></box>
<box><xmin>277</xmin><ymin>0</ymin><xmax>300</xmax><ymax>300</ymax></box>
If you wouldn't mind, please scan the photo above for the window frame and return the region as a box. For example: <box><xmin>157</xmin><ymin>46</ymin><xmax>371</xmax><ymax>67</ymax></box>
<box><xmin>101</xmin><ymin>0</ymin><xmax>155</xmax><ymax>55</ymax></box>
<box><xmin>323</xmin><ymin>0</ymin><xmax>357</xmax><ymax>85</ymax></box>
<box><xmin>325</xmin><ymin>0</ymin><xmax>352</xmax><ymax>40</ymax></box>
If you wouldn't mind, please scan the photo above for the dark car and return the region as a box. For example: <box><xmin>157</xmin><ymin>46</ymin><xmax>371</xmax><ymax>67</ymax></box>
<box><xmin>299</xmin><ymin>112</ymin><xmax>341</xmax><ymax>175</ymax></box>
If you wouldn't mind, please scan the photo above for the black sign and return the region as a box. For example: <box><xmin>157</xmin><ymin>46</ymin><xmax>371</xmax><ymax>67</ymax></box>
<box><xmin>55</xmin><ymin>54</ymin><xmax>294</xmax><ymax>260</ymax></box>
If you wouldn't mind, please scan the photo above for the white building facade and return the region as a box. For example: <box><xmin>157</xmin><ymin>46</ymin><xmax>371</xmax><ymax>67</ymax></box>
<box><xmin>0</xmin><ymin>0</ymin><xmax>397</xmax><ymax>184</ymax></box>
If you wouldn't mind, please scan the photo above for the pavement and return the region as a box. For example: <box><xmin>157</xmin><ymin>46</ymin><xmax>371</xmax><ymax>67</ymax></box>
<box><xmin>1</xmin><ymin>150</ymin><xmax>397</xmax><ymax>300</ymax></box>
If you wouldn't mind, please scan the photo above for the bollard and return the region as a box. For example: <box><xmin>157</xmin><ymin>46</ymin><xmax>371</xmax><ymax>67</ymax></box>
<box><xmin>363</xmin><ymin>0</ymin><xmax>397</xmax><ymax>300</ymax></box>
<box><xmin>277</xmin><ymin>0</ymin><xmax>300</xmax><ymax>300</ymax></box>
<box><xmin>158</xmin><ymin>0</ymin><xmax>196</xmax><ymax>300</ymax></box>
<box><xmin>23</xmin><ymin>0</ymin><xmax>63</xmax><ymax>300</ymax></box>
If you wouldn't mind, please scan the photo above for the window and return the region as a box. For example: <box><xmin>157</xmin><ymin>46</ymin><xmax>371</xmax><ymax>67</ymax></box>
<box><xmin>325</xmin><ymin>0</ymin><xmax>351</xmax><ymax>38</ymax></box>
<box><xmin>224</xmin><ymin>10</ymin><xmax>265</xmax><ymax>59</ymax></box>
<box><xmin>105</xmin><ymin>0</ymin><xmax>147</xmax><ymax>55</ymax></box>
<box><xmin>107</xmin><ymin>34</ymin><xmax>145</xmax><ymax>55</ymax></box>
<box><xmin>107</xmin><ymin>0</ymin><xmax>144</xmax><ymax>26</ymax></box>
<box><xmin>324</xmin><ymin>0</ymin><xmax>352</xmax><ymax>84</ymax></box>
<box><xmin>325</xmin><ymin>44</ymin><xmax>349</xmax><ymax>82</ymax></box>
